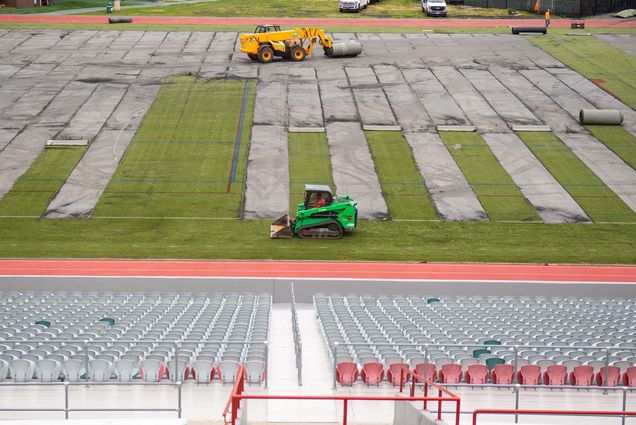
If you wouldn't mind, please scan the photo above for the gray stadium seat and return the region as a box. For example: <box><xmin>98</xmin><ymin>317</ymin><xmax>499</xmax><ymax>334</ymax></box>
<box><xmin>0</xmin><ymin>359</ymin><xmax>8</xmax><ymax>381</ymax></box>
<box><xmin>9</xmin><ymin>359</ymin><xmax>35</xmax><ymax>382</ymax></box>
<box><xmin>36</xmin><ymin>359</ymin><xmax>62</xmax><ymax>382</ymax></box>
<box><xmin>219</xmin><ymin>361</ymin><xmax>239</xmax><ymax>384</ymax></box>
<box><xmin>63</xmin><ymin>359</ymin><xmax>85</xmax><ymax>382</ymax></box>
<box><xmin>141</xmin><ymin>359</ymin><xmax>166</xmax><ymax>382</ymax></box>
<box><xmin>88</xmin><ymin>359</ymin><xmax>112</xmax><ymax>382</ymax></box>
<box><xmin>245</xmin><ymin>360</ymin><xmax>265</xmax><ymax>385</ymax></box>
<box><xmin>115</xmin><ymin>359</ymin><xmax>138</xmax><ymax>382</ymax></box>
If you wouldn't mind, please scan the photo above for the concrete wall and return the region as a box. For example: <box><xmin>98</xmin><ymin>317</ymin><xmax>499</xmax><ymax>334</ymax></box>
<box><xmin>394</xmin><ymin>400</ymin><xmax>447</xmax><ymax>425</ymax></box>
<box><xmin>0</xmin><ymin>276</ymin><xmax>634</xmax><ymax>302</ymax></box>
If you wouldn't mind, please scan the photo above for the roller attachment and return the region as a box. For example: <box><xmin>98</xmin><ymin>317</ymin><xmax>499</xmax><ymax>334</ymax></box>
<box><xmin>325</xmin><ymin>40</ymin><xmax>363</xmax><ymax>57</ymax></box>
<box><xmin>579</xmin><ymin>109</ymin><xmax>624</xmax><ymax>125</ymax></box>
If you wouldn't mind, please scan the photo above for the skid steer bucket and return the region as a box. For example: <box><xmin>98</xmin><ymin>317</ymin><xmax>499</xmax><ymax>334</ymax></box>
<box><xmin>270</xmin><ymin>214</ymin><xmax>294</xmax><ymax>239</ymax></box>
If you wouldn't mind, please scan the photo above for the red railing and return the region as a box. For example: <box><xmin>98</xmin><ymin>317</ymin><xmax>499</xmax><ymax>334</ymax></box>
<box><xmin>472</xmin><ymin>408</ymin><xmax>636</xmax><ymax>424</ymax></box>
<box><xmin>398</xmin><ymin>365</ymin><xmax>461</xmax><ymax>425</ymax></box>
<box><xmin>222</xmin><ymin>364</ymin><xmax>247</xmax><ymax>425</ymax></box>
<box><xmin>223</xmin><ymin>363</ymin><xmax>461</xmax><ymax>425</ymax></box>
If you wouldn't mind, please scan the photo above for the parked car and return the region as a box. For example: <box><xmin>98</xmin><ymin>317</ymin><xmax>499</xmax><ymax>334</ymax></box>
<box><xmin>340</xmin><ymin>0</ymin><xmax>369</xmax><ymax>12</ymax></box>
<box><xmin>422</xmin><ymin>0</ymin><xmax>447</xmax><ymax>16</ymax></box>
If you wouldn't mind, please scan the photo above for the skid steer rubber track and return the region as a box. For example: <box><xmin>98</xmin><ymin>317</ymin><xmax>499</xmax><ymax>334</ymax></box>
<box><xmin>297</xmin><ymin>221</ymin><xmax>344</xmax><ymax>239</ymax></box>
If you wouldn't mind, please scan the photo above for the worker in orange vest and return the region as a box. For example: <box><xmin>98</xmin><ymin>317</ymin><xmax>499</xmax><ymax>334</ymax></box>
<box><xmin>544</xmin><ymin>8</ymin><xmax>551</xmax><ymax>27</ymax></box>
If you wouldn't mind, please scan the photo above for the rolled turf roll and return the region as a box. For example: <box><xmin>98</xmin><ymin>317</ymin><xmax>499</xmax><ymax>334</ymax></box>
<box><xmin>325</xmin><ymin>40</ymin><xmax>363</xmax><ymax>57</ymax></box>
<box><xmin>109</xmin><ymin>16</ymin><xmax>133</xmax><ymax>24</ymax></box>
<box><xmin>579</xmin><ymin>109</ymin><xmax>624</xmax><ymax>125</ymax></box>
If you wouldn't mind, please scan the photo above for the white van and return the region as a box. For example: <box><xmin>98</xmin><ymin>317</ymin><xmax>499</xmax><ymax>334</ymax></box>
<box><xmin>422</xmin><ymin>0</ymin><xmax>447</xmax><ymax>16</ymax></box>
<box><xmin>339</xmin><ymin>0</ymin><xmax>369</xmax><ymax>13</ymax></box>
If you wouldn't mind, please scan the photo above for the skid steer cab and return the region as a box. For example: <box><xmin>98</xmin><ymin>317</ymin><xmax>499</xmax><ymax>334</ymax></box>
<box><xmin>270</xmin><ymin>184</ymin><xmax>358</xmax><ymax>239</ymax></box>
<box><xmin>239</xmin><ymin>25</ymin><xmax>362</xmax><ymax>64</ymax></box>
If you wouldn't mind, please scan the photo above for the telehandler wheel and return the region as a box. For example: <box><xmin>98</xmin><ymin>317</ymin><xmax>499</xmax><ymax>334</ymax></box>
<box><xmin>257</xmin><ymin>45</ymin><xmax>274</xmax><ymax>63</ymax></box>
<box><xmin>248</xmin><ymin>53</ymin><xmax>259</xmax><ymax>61</ymax></box>
<box><xmin>290</xmin><ymin>46</ymin><xmax>306</xmax><ymax>62</ymax></box>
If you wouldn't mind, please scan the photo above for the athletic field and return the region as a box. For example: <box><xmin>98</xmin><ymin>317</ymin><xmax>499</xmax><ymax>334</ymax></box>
<box><xmin>0</xmin><ymin>26</ymin><xmax>635</xmax><ymax>263</ymax></box>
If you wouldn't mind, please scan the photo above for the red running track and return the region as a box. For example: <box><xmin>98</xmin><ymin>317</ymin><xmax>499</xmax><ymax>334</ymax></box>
<box><xmin>0</xmin><ymin>259</ymin><xmax>634</xmax><ymax>282</ymax></box>
<box><xmin>0</xmin><ymin>15</ymin><xmax>634</xmax><ymax>28</ymax></box>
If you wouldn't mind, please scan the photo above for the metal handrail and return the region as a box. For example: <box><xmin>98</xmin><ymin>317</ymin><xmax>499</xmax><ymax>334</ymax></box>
<box><xmin>472</xmin><ymin>408</ymin><xmax>636</xmax><ymax>425</ymax></box>
<box><xmin>400</xmin><ymin>365</ymin><xmax>461</xmax><ymax>425</ymax></box>
<box><xmin>222</xmin><ymin>361</ymin><xmax>459</xmax><ymax>425</ymax></box>
<box><xmin>229</xmin><ymin>394</ymin><xmax>459</xmax><ymax>425</ymax></box>
<box><xmin>0</xmin><ymin>339</ymin><xmax>268</xmax><ymax>344</ymax></box>
<box><xmin>0</xmin><ymin>381</ymin><xmax>182</xmax><ymax>419</ymax></box>
<box><xmin>326</xmin><ymin>341</ymin><xmax>632</xmax><ymax>350</ymax></box>
<box><xmin>441</xmin><ymin>382</ymin><xmax>636</xmax><ymax>424</ymax></box>
<box><xmin>222</xmin><ymin>364</ymin><xmax>246</xmax><ymax>425</ymax></box>
<box><xmin>290</xmin><ymin>282</ymin><xmax>303</xmax><ymax>385</ymax></box>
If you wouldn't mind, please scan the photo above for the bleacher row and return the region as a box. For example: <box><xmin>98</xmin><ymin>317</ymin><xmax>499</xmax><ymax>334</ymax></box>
<box><xmin>0</xmin><ymin>292</ymin><xmax>271</xmax><ymax>384</ymax></box>
<box><xmin>315</xmin><ymin>294</ymin><xmax>636</xmax><ymax>387</ymax></box>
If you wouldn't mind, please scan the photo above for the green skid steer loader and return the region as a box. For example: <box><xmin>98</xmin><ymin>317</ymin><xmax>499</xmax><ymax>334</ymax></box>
<box><xmin>270</xmin><ymin>184</ymin><xmax>358</xmax><ymax>239</ymax></box>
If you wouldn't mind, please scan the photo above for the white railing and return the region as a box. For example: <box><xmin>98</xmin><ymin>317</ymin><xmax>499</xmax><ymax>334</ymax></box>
<box><xmin>0</xmin><ymin>380</ymin><xmax>183</xmax><ymax>419</ymax></box>
<box><xmin>291</xmin><ymin>283</ymin><xmax>303</xmax><ymax>385</ymax></box>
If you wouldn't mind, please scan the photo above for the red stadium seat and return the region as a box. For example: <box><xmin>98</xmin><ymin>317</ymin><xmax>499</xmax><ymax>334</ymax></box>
<box><xmin>623</xmin><ymin>366</ymin><xmax>636</xmax><ymax>387</ymax></box>
<box><xmin>569</xmin><ymin>365</ymin><xmax>594</xmax><ymax>386</ymax></box>
<box><xmin>414</xmin><ymin>363</ymin><xmax>437</xmax><ymax>382</ymax></box>
<box><xmin>543</xmin><ymin>365</ymin><xmax>567</xmax><ymax>385</ymax></box>
<box><xmin>517</xmin><ymin>365</ymin><xmax>541</xmax><ymax>385</ymax></box>
<box><xmin>439</xmin><ymin>364</ymin><xmax>462</xmax><ymax>384</ymax></box>
<box><xmin>491</xmin><ymin>364</ymin><xmax>514</xmax><ymax>384</ymax></box>
<box><xmin>596</xmin><ymin>366</ymin><xmax>621</xmax><ymax>387</ymax></box>
<box><xmin>361</xmin><ymin>362</ymin><xmax>384</xmax><ymax>386</ymax></box>
<box><xmin>336</xmin><ymin>362</ymin><xmax>359</xmax><ymax>385</ymax></box>
<box><xmin>465</xmin><ymin>364</ymin><xmax>488</xmax><ymax>384</ymax></box>
<box><xmin>387</xmin><ymin>363</ymin><xmax>411</xmax><ymax>386</ymax></box>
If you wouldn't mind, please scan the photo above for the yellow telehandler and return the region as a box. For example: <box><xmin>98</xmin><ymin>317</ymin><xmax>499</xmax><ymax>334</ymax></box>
<box><xmin>239</xmin><ymin>25</ymin><xmax>362</xmax><ymax>63</ymax></box>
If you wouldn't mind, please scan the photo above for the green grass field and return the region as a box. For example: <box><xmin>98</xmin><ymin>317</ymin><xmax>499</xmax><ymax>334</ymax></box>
<box><xmin>365</xmin><ymin>131</ymin><xmax>437</xmax><ymax>220</ymax></box>
<box><xmin>517</xmin><ymin>131</ymin><xmax>636</xmax><ymax>223</ymax></box>
<box><xmin>0</xmin><ymin>0</ymin><xmax>140</xmax><ymax>14</ymax></box>
<box><xmin>0</xmin><ymin>146</ymin><xmax>86</xmax><ymax>216</ymax></box>
<box><xmin>585</xmin><ymin>125</ymin><xmax>636</xmax><ymax>170</ymax></box>
<box><xmin>0</xmin><ymin>28</ymin><xmax>635</xmax><ymax>263</ymax></box>
<box><xmin>288</xmin><ymin>132</ymin><xmax>334</xmax><ymax>213</ymax></box>
<box><xmin>0</xmin><ymin>217</ymin><xmax>635</xmax><ymax>263</ymax></box>
<box><xmin>531</xmin><ymin>34</ymin><xmax>636</xmax><ymax>110</ymax></box>
<box><xmin>92</xmin><ymin>76</ymin><xmax>255</xmax><ymax>219</ymax></box>
<box><xmin>94</xmin><ymin>0</ymin><xmax>526</xmax><ymax>18</ymax></box>
<box><xmin>1</xmin><ymin>22</ymin><xmax>635</xmax><ymax>36</ymax></box>
<box><xmin>440</xmin><ymin>132</ymin><xmax>540</xmax><ymax>222</ymax></box>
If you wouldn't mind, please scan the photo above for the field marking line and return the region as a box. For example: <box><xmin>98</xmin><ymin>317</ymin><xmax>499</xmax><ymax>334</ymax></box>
<box><xmin>227</xmin><ymin>79</ymin><xmax>249</xmax><ymax>193</ymax></box>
